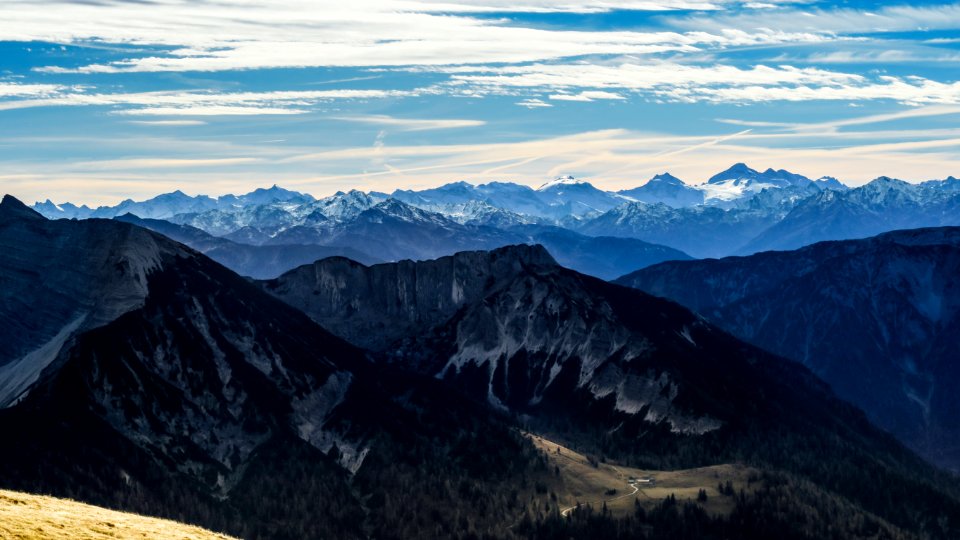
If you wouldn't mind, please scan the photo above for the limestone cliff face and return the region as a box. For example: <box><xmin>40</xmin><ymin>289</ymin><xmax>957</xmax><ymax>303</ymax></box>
<box><xmin>265</xmin><ymin>243</ymin><xmax>825</xmax><ymax>437</ymax></box>
<box><xmin>262</xmin><ymin>244</ymin><xmax>557</xmax><ymax>351</ymax></box>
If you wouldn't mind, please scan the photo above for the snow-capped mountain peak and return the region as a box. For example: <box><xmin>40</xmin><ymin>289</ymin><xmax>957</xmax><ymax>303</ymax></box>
<box><xmin>304</xmin><ymin>189</ymin><xmax>384</xmax><ymax>222</ymax></box>
<box><xmin>707</xmin><ymin>163</ymin><xmax>757</xmax><ymax>184</ymax></box>
<box><xmin>648</xmin><ymin>172</ymin><xmax>684</xmax><ymax>185</ymax></box>
<box><xmin>813</xmin><ymin>176</ymin><xmax>848</xmax><ymax>191</ymax></box>
<box><xmin>537</xmin><ymin>175</ymin><xmax>583</xmax><ymax>191</ymax></box>
<box><xmin>701</xmin><ymin>163</ymin><xmax>812</xmax><ymax>203</ymax></box>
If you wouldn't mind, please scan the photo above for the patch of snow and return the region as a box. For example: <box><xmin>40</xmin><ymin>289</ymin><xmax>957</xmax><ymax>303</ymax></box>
<box><xmin>537</xmin><ymin>175</ymin><xmax>583</xmax><ymax>191</ymax></box>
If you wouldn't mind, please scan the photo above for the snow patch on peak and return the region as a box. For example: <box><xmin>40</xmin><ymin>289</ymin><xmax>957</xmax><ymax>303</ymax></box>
<box><xmin>537</xmin><ymin>175</ymin><xmax>583</xmax><ymax>191</ymax></box>
<box><xmin>648</xmin><ymin>173</ymin><xmax>684</xmax><ymax>184</ymax></box>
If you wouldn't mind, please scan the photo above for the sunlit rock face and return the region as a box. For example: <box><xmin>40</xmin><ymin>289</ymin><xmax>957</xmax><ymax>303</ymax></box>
<box><xmin>265</xmin><ymin>242</ymin><xmax>828</xmax><ymax>438</ymax></box>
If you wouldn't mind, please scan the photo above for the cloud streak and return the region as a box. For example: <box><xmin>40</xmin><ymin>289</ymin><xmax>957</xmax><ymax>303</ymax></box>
<box><xmin>332</xmin><ymin>115</ymin><xmax>486</xmax><ymax>131</ymax></box>
<box><xmin>0</xmin><ymin>88</ymin><xmax>423</xmax><ymax>115</ymax></box>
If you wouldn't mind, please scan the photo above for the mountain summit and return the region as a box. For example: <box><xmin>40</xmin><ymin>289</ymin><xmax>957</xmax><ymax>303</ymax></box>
<box><xmin>0</xmin><ymin>195</ymin><xmax>44</xmax><ymax>222</ymax></box>
<box><xmin>618</xmin><ymin>173</ymin><xmax>705</xmax><ymax>207</ymax></box>
<box><xmin>537</xmin><ymin>175</ymin><xmax>583</xmax><ymax>191</ymax></box>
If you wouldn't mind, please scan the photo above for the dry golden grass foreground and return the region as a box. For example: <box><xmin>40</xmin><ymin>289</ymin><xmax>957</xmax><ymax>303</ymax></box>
<box><xmin>0</xmin><ymin>489</ymin><xmax>238</xmax><ymax>540</ymax></box>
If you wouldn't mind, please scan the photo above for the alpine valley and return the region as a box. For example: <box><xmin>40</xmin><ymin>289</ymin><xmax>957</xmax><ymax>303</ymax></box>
<box><xmin>5</xmin><ymin>161</ymin><xmax>960</xmax><ymax>539</ymax></box>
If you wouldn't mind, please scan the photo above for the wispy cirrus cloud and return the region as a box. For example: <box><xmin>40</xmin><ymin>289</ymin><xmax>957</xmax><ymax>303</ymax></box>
<box><xmin>332</xmin><ymin>115</ymin><xmax>486</xmax><ymax>131</ymax></box>
<box><xmin>0</xmin><ymin>88</ymin><xmax>424</xmax><ymax>115</ymax></box>
<box><xmin>127</xmin><ymin>119</ymin><xmax>208</xmax><ymax>126</ymax></box>
<box><xmin>0</xmin><ymin>82</ymin><xmax>72</xmax><ymax>98</ymax></box>
<box><xmin>4</xmin><ymin>0</ymin><xmax>839</xmax><ymax>75</ymax></box>
<box><xmin>437</xmin><ymin>62</ymin><xmax>960</xmax><ymax>106</ymax></box>
<box><xmin>670</xmin><ymin>3</ymin><xmax>960</xmax><ymax>34</ymax></box>
<box><xmin>550</xmin><ymin>90</ymin><xmax>626</xmax><ymax>101</ymax></box>
<box><xmin>73</xmin><ymin>157</ymin><xmax>262</xmax><ymax>171</ymax></box>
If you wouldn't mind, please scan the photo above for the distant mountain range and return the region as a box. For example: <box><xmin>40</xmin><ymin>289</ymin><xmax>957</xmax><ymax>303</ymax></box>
<box><xmin>114</xmin><ymin>214</ymin><xmax>382</xmax><ymax>279</ymax></box>
<box><xmin>34</xmin><ymin>184</ymin><xmax>315</xmax><ymax>220</ymax></box>
<box><xmin>31</xmin><ymin>165</ymin><xmax>960</xmax><ymax>267</ymax></box>
<box><xmin>617</xmin><ymin>227</ymin><xmax>960</xmax><ymax>471</ymax></box>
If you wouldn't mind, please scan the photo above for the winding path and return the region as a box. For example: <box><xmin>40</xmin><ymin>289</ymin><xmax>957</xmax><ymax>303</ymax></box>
<box><xmin>559</xmin><ymin>466</ymin><xmax>641</xmax><ymax>517</ymax></box>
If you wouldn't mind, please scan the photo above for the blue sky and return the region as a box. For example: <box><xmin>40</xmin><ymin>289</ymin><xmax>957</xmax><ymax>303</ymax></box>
<box><xmin>1</xmin><ymin>0</ymin><xmax>959</xmax><ymax>205</ymax></box>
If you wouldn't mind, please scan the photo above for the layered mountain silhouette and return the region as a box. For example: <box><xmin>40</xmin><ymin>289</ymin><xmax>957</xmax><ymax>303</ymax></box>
<box><xmin>7</xmin><ymin>192</ymin><xmax>960</xmax><ymax>538</ymax></box>
<box><xmin>140</xmin><ymin>198</ymin><xmax>693</xmax><ymax>280</ymax></box>
<box><xmin>739</xmin><ymin>177</ymin><xmax>960</xmax><ymax>253</ymax></box>
<box><xmin>617</xmin><ymin>227</ymin><xmax>960</xmax><ymax>470</ymax></box>
<box><xmin>262</xmin><ymin>242</ymin><xmax>960</xmax><ymax>537</ymax></box>
<box><xmin>0</xmin><ymin>196</ymin><xmax>547</xmax><ymax>539</ymax></box>
<box><xmin>114</xmin><ymin>213</ymin><xmax>380</xmax><ymax>279</ymax></box>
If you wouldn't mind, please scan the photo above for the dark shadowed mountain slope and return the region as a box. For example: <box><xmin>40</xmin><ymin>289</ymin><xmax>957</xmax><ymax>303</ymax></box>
<box><xmin>616</xmin><ymin>227</ymin><xmax>960</xmax><ymax>470</ymax></box>
<box><xmin>514</xmin><ymin>225</ymin><xmax>693</xmax><ymax>279</ymax></box>
<box><xmin>0</xmin><ymin>195</ymin><xmax>551</xmax><ymax>539</ymax></box>
<box><xmin>575</xmin><ymin>202</ymin><xmax>778</xmax><ymax>258</ymax></box>
<box><xmin>263</xmin><ymin>243</ymin><xmax>960</xmax><ymax>537</ymax></box>
<box><xmin>114</xmin><ymin>213</ymin><xmax>379</xmax><ymax>278</ymax></box>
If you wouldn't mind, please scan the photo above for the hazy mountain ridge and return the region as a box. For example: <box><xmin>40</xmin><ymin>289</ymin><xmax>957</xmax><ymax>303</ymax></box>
<box><xmin>739</xmin><ymin>177</ymin><xmax>960</xmax><ymax>253</ymax></box>
<box><xmin>146</xmin><ymin>197</ymin><xmax>693</xmax><ymax>279</ymax></box>
<box><xmin>35</xmin><ymin>185</ymin><xmax>314</xmax><ymax>221</ymax></box>
<box><xmin>114</xmin><ymin>213</ymin><xmax>381</xmax><ymax>278</ymax></box>
<box><xmin>616</xmin><ymin>226</ymin><xmax>960</xmax><ymax>470</ymax></box>
<box><xmin>30</xmin><ymin>166</ymin><xmax>960</xmax><ymax>264</ymax></box>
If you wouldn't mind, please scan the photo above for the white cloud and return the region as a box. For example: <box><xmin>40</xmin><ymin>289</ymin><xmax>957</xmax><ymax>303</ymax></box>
<box><xmin>717</xmin><ymin>105</ymin><xmax>960</xmax><ymax>133</ymax></box>
<box><xmin>127</xmin><ymin>120</ymin><xmax>208</xmax><ymax>126</ymax></box>
<box><xmin>0</xmin><ymin>82</ymin><xmax>69</xmax><ymax>98</ymax></box>
<box><xmin>0</xmin><ymin>88</ymin><xmax>422</xmax><ymax>115</ymax></box>
<box><xmin>786</xmin><ymin>49</ymin><xmax>960</xmax><ymax>65</ymax></box>
<box><xmin>550</xmin><ymin>90</ymin><xmax>626</xmax><ymax>101</ymax></box>
<box><xmin>0</xmin><ymin>0</ymin><xmax>840</xmax><ymax>75</ymax></box>
<box><xmin>435</xmin><ymin>62</ymin><xmax>960</xmax><ymax>106</ymax></box>
<box><xmin>1</xmin><ymin>0</ymin><xmax>953</xmax><ymax>112</ymax></box>
<box><xmin>672</xmin><ymin>3</ymin><xmax>960</xmax><ymax>34</ymax></box>
<box><xmin>332</xmin><ymin>115</ymin><xmax>486</xmax><ymax>131</ymax></box>
<box><xmin>400</xmin><ymin>0</ymin><xmax>731</xmax><ymax>13</ymax></box>
<box><xmin>517</xmin><ymin>98</ymin><xmax>553</xmax><ymax>108</ymax></box>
